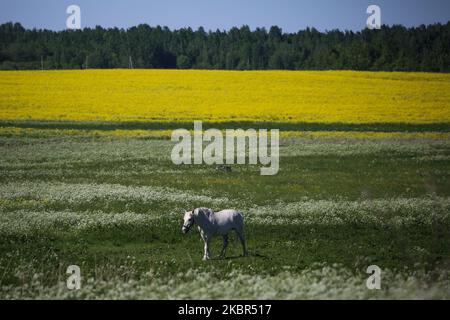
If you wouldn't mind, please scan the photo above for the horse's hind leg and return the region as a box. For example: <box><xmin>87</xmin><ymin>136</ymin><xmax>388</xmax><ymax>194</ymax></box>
<box><xmin>235</xmin><ymin>228</ymin><xmax>248</xmax><ymax>257</ymax></box>
<box><xmin>220</xmin><ymin>234</ymin><xmax>229</xmax><ymax>258</ymax></box>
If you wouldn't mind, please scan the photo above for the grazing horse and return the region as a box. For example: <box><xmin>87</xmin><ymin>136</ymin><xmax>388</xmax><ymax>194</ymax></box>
<box><xmin>182</xmin><ymin>208</ymin><xmax>248</xmax><ymax>260</ymax></box>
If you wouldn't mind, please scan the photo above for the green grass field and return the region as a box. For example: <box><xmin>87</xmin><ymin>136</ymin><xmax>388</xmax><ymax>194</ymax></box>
<box><xmin>0</xmin><ymin>130</ymin><xmax>449</xmax><ymax>299</ymax></box>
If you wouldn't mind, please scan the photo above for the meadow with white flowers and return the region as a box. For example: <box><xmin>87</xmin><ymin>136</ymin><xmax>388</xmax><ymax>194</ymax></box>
<box><xmin>0</xmin><ymin>130</ymin><xmax>449</xmax><ymax>299</ymax></box>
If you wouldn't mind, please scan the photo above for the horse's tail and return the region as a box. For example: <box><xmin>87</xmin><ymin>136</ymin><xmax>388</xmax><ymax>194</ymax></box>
<box><xmin>235</xmin><ymin>210</ymin><xmax>245</xmax><ymax>228</ymax></box>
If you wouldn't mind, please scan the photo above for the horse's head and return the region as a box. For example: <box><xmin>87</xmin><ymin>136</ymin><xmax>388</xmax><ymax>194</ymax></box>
<box><xmin>182</xmin><ymin>209</ymin><xmax>195</xmax><ymax>234</ymax></box>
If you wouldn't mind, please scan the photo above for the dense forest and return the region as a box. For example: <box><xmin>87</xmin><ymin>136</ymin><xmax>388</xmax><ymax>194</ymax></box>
<box><xmin>0</xmin><ymin>22</ymin><xmax>449</xmax><ymax>72</ymax></box>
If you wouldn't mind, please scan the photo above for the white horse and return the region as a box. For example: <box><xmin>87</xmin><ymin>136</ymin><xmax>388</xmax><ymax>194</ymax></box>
<box><xmin>182</xmin><ymin>208</ymin><xmax>248</xmax><ymax>260</ymax></box>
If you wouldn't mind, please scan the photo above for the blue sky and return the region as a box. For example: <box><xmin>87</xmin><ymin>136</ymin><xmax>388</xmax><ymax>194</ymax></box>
<box><xmin>1</xmin><ymin>0</ymin><xmax>450</xmax><ymax>32</ymax></box>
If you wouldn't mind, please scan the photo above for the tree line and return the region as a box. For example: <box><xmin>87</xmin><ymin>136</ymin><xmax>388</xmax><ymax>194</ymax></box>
<box><xmin>0</xmin><ymin>22</ymin><xmax>449</xmax><ymax>72</ymax></box>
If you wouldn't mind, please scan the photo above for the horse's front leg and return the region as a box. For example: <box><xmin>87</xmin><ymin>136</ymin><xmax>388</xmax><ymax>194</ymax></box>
<box><xmin>203</xmin><ymin>238</ymin><xmax>211</xmax><ymax>261</ymax></box>
<box><xmin>200</xmin><ymin>232</ymin><xmax>211</xmax><ymax>261</ymax></box>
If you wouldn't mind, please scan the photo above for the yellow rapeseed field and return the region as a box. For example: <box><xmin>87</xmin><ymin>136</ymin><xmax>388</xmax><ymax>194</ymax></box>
<box><xmin>0</xmin><ymin>69</ymin><xmax>449</xmax><ymax>123</ymax></box>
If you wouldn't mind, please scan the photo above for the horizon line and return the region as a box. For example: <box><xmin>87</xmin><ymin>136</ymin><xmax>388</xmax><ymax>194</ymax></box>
<box><xmin>3</xmin><ymin>20</ymin><xmax>450</xmax><ymax>34</ymax></box>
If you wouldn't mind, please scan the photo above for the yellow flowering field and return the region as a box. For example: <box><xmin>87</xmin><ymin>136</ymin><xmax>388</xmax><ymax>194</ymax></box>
<box><xmin>0</xmin><ymin>70</ymin><xmax>449</xmax><ymax>124</ymax></box>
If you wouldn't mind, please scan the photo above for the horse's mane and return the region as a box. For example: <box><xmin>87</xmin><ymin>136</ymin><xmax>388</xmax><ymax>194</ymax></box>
<box><xmin>195</xmin><ymin>207</ymin><xmax>214</xmax><ymax>218</ymax></box>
